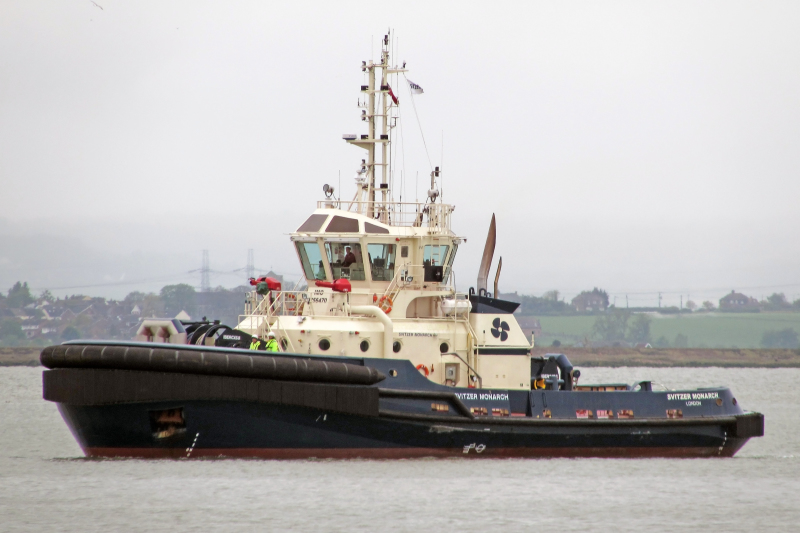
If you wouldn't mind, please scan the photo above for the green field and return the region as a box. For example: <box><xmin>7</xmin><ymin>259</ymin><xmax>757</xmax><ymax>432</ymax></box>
<box><xmin>535</xmin><ymin>313</ymin><xmax>800</xmax><ymax>349</ymax></box>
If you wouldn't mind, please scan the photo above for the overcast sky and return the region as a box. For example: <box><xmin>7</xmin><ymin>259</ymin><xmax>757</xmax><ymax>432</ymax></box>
<box><xmin>1</xmin><ymin>1</ymin><xmax>799</xmax><ymax>306</ymax></box>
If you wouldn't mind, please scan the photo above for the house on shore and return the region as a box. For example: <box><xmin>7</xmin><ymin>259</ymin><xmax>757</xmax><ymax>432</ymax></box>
<box><xmin>719</xmin><ymin>290</ymin><xmax>760</xmax><ymax>312</ymax></box>
<box><xmin>571</xmin><ymin>290</ymin><xmax>608</xmax><ymax>312</ymax></box>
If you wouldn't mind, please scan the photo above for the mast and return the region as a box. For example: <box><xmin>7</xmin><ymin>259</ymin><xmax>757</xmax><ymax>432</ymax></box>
<box><xmin>380</xmin><ymin>37</ymin><xmax>389</xmax><ymax>210</ymax></box>
<box><xmin>345</xmin><ymin>31</ymin><xmax>404</xmax><ymax>223</ymax></box>
<box><xmin>367</xmin><ymin>55</ymin><xmax>376</xmax><ymax>209</ymax></box>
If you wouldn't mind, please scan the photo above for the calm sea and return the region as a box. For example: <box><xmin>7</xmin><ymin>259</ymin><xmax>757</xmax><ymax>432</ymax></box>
<box><xmin>1</xmin><ymin>366</ymin><xmax>798</xmax><ymax>532</ymax></box>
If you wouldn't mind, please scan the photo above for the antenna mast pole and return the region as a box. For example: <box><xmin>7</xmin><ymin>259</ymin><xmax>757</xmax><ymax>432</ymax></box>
<box><xmin>367</xmin><ymin>58</ymin><xmax>376</xmax><ymax>213</ymax></box>
<box><xmin>346</xmin><ymin>31</ymin><xmax>406</xmax><ymax>221</ymax></box>
<box><xmin>380</xmin><ymin>36</ymin><xmax>389</xmax><ymax>218</ymax></box>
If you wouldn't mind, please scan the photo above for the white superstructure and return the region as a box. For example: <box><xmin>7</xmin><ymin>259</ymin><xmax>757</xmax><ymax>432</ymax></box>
<box><xmin>237</xmin><ymin>33</ymin><xmax>533</xmax><ymax>390</ymax></box>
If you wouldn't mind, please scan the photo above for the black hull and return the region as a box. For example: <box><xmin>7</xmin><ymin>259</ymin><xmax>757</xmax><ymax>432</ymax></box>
<box><xmin>58</xmin><ymin>400</ymin><xmax>750</xmax><ymax>459</ymax></box>
<box><xmin>41</xmin><ymin>342</ymin><xmax>764</xmax><ymax>459</ymax></box>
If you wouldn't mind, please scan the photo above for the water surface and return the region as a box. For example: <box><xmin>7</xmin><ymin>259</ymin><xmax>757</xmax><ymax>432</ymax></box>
<box><xmin>1</xmin><ymin>367</ymin><xmax>798</xmax><ymax>532</ymax></box>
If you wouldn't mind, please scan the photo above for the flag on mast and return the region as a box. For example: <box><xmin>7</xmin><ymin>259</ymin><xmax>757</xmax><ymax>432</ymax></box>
<box><xmin>387</xmin><ymin>84</ymin><xmax>399</xmax><ymax>105</ymax></box>
<box><xmin>408</xmin><ymin>80</ymin><xmax>424</xmax><ymax>94</ymax></box>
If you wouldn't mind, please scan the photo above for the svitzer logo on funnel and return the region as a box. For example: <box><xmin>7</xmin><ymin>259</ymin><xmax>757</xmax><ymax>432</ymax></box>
<box><xmin>491</xmin><ymin>318</ymin><xmax>510</xmax><ymax>342</ymax></box>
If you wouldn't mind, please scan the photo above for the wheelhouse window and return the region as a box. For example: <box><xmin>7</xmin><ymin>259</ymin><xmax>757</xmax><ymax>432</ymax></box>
<box><xmin>367</xmin><ymin>243</ymin><xmax>396</xmax><ymax>281</ymax></box>
<box><xmin>296</xmin><ymin>241</ymin><xmax>327</xmax><ymax>281</ymax></box>
<box><xmin>325</xmin><ymin>242</ymin><xmax>365</xmax><ymax>281</ymax></box>
<box><xmin>296</xmin><ymin>214</ymin><xmax>328</xmax><ymax>233</ymax></box>
<box><xmin>423</xmin><ymin>244</ymin><xmax>449</xmax><ymax>283</ymax></box>
<box><xmin>365</xmin><ymin>222</ymin><xmax>390</xmax><ymax>234</ymax></box>
<box><xmin>444</xmin><ymin>244</ymin><xmax>458</xmax><ymax>283</ymax></box>
<box><xmin>325</xmin><ymin>216</ymin><xmax>359</xmax><ymax>233</ymax></box>
<box><xmin>423</xmin><ymin>245</ymin><xmax>449</xmax><ymax>267</ymax></box>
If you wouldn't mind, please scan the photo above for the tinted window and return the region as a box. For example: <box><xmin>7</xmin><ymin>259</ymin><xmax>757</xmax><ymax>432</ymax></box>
<box><xmin>297</xmin><ymin>214</ymin><xmax>328</xmax><ymax>233</ymax></box>
<box><xmin>423</xmin><ymin>245</ymin><xmax>449</xmax><ymax>267</ymax></box>
<box><xmin>325</xmin><ymin>216</ymin><xmax>359</xmax><ymax>233</ymax></box>
<box><xmin>296</xmin><ymin>242</ymin><xmax>327</xmax><ymax>281</ymax></box>
<box><xmin>325</xmin><ymin>242</ymin><xmax>365</xmax><ymax>281</ymax></box>
<box><xmin>444</xmin><ymin>244</ymin><xmax>458</xmax><ymax>283</ymax></box>
<box><xmin>424</xmin><ymin>245</ymin><xmax>449</xmax><ymax>283</ymax></box>
<box><xmin>367</xmin><ymin>243</ymin><xmax>396</xmax><ymax>281</ymax></box>
<box><xmin>365</xmin><ymin>222</ymin><xmax>390</xmax><ymax>234</ymax></box>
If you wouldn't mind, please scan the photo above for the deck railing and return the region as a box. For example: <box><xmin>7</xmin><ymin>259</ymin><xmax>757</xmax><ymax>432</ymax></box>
<box><xmin>243</xmin><ymin>291</ymin><xmax>307</xmax><ymax>318</ymax></box>
<box><xmin>316</xmin><ymin>199</ymin><xmax>454</xmax><ymax>232</ymax></box>
<box><xmin>241</xmin><ymin>285</ymin><xmax>468</xmax><ymax>319</ymax></box>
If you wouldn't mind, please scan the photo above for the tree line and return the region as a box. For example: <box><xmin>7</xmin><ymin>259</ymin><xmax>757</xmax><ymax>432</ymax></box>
<box><xmin>0</xmin><ymin>281</ymin><xmax>247</xmax><ymax>347</ymax></box>
<box><xmin>581</xmin><ymin>309</ymin><xmax>799</xmax><ymax>349</ymax></box>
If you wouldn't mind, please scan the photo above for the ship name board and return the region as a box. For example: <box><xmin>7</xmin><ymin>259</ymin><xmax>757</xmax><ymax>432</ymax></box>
<box><xmin>455</xmin><ymin>392</ymin><xmax>509</xmax><ymax>401</ymax></box>
<box><xmin>667</xmin><ymin>392</ymin><xmax>719</xmax><ymax>401</ymax></box>
<box><xmin>399</xmin><ymin>332</ymin><xmax>437</xmax><ymax>337</ymax></box>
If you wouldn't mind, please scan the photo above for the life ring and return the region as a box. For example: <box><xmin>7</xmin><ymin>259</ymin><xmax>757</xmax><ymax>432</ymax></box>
<box><xmin>379</xmin><ymin>295</ymin><xmax>393</xmax><ymax>314</ymax></box>
<box><xmin>416</xmin><ymin>364</ymin><xmax>429</xmax><ymax>377</ymax></box>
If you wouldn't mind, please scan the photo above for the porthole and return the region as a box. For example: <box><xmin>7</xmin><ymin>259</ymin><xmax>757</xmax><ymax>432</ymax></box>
<box><xmin>439</xmin><ymin>342</ymin><xmax>449</xmax><ymax>353</ymax></box>
<box><xmin>392</xmin><ymin>341</ymin><xmax>402</xmax><ymax>353</ymax></box>
<box><xmin>318</xmin><ymin>338</ymin><xmax>331</xmax><ymax>351</ymax></box>
<box><xmin>360</xmin><ymin>339</ymin><xmax>370</xmax><ymax>352</ymax></box>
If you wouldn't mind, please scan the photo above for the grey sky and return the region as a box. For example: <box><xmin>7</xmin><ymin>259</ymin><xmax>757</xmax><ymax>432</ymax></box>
<box><xmin>1</xmin><ymin>1</ymin><xmax>799</xmax><ymax>306</ymax></box>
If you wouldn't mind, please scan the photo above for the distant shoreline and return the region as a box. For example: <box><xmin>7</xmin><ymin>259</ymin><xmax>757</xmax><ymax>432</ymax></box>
<box><xmin>0</xmin><ymin>348</ymin><xmax>42</xmax><ymax>367</ymax></box>
<box><xmin>532</xmin><ymin>347</ymin><xmax>800</xmax><ymax>368</ymax></box>
<box><xmin>3</xmin><ymin>346</ymin><xmax>800</xmax><ymax>368</ymax></box>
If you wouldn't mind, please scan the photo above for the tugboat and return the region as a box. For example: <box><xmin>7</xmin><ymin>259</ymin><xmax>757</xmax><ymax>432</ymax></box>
<box><xmin>42</xmin><ymin>34</ymin><xmax>763</xmax><ymax>458</ymax></box>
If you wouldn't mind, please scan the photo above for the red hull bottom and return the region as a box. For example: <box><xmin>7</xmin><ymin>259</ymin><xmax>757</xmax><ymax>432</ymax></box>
<box><xmin>85</xmin><ymin>445</ymin><xmax>741</xmax><ymax>459</ymax></box>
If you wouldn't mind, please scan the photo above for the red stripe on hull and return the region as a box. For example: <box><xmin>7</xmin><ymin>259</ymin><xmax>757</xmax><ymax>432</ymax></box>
<box><xmin>84</xmin><ymin>445</ymin><xmax>740</xmax><ymax>460</ymax></box>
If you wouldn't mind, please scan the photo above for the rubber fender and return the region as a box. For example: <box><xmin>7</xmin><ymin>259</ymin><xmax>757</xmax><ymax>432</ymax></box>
<box><xmin>40</xmin><ymin>343</ymin><xmax>386</xmax><ymax>385</ymax></box>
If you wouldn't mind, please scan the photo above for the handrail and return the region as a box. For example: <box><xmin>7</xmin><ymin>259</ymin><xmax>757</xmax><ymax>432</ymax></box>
<box><xmin>246</xmin><ymin>290</ymin><xmax>307</xmax><ymax>316</ymax></box>
<box><xmin>464</xmin><ymin>319</ymin><xmax>481</xmax><ymax>375</ymax></box>
<box><xmin>442</xmin><ymin>352</ymin><xmax>483</xmax><ymax>389</ymax></box>
<box><xmin>269</xmin><ymin>314</ymin><xmax>296</xmax><ymax>353</ymax></box>
<box><xmin>240</xmin><ymin>291</ymin><xmax>302</xmax><ymax>352</ymax></box>
<box><xmin>349</xmin><ymin>304</ymin><xmax>393</xmax><ymax>357</ymax></box>
<box><xmin>263</xmin><ymin>292</ymin><xmax>291</xmax><ymax>352</ymax></box>
<box><xmin>380</xmin><ymin>266</ymin><xmax>405</xmax><ymax>304</ymax></box>
<box><xmin>315</xmin><ymin>199</ymin><xmax>454</xmax><ymax>230</ymax></box>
